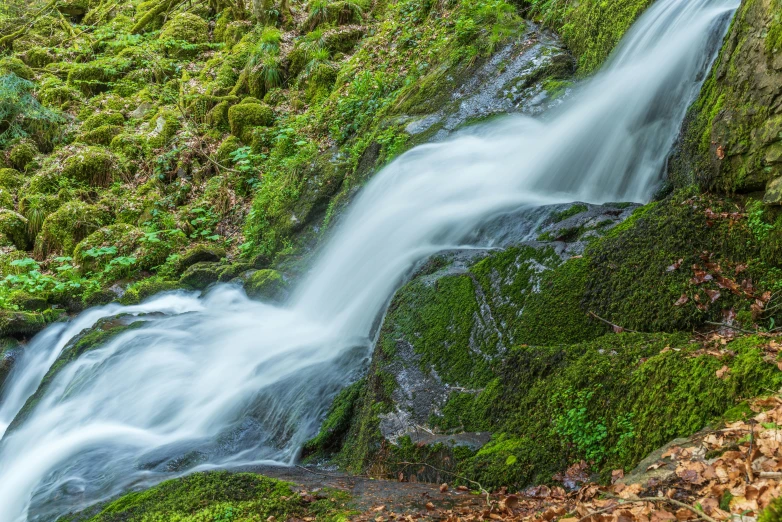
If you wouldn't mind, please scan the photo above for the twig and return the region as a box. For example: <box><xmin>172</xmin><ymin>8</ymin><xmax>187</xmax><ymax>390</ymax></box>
<box><xmin>395</xmin><ymin>461</ymin><xmax>492</xmax><ymax>506</ymax></box>
<box><xmin>588</xmin><ymin>312</ymin><xmax>639</xmax><ymax>334</ymax></box>
<box><xmin>705</xmin><ymin>321</ymin><xmax>758</xmax><ymax>335</ymax></box>
<box><xmin>601</xmin><ymin>493</ymin><xmax>719</xmax><ymax>522</ymax></box>
<box><xmin>295</xmin><ymin>465</ymin><xmax>343</xmax><ymax>479</ymax></box>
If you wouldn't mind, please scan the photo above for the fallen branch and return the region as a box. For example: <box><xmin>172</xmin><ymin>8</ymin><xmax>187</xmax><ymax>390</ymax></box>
<box><xmin>705</xmin><ymin>321</ymin><xmax>758</xmax><ymax>335</ymax></box>
<box><xmin>588</xmin><ymin>312</ymin><xmax>639</xmax><ymax>334</ymax></box>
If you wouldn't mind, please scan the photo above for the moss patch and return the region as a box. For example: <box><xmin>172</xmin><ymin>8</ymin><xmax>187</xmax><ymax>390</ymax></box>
<box><xmin>58</xmin><ymin>471</ymin><xmax>353</xmax><ymax>522</ymax></box>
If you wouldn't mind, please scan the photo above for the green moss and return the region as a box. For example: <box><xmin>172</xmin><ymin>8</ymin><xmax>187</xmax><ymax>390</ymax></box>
<box><xmin>0</xmin><ymin>209</ymin><xmax>29</xmax><ymax>250</ymax></box>
<box><xmin>760</xmin><ymin>496</ymin><xmax>782</xmax><ymax>522</ymax></box>
<box><xmin>529</xmin><ymin>0</ymin><xmax>654</xmax><ymax>74</ymax></box>
<box><xmin>0</xmin><ymin>168</ymin><xmax>24</xmax><ymax>190</ymax></box>
<box><xmin>550</xmin><ymin>203</ymin><xmax>588</xmax><ymax>223</ymax></box>
<box><xmin>0</xmin><ymin>187</ymin><xmax>13</xmax><ymax>210</ymax></box>
<box><xmin>80</xmin><ymin>124</ymin><xmax>123</xmax><ymax>146</ymax></box>
<box><xmin>514</xmin><ymin>256</ymin><xmax>606</xmax><ymax>345</ymax></box>
<box><xmin>120</xmin><ymin>278</ymin><xmax>181</xmax><ymax>305</ymax></box>
<box><xmin>59</xmin><ymin>471</ymin><xmax>353</xmax><ymax>522</ymax></box>
<box><xmin>303</xmin><ymin>378</ymin><xmax>366</xmax><ymax>460</ymax></box>
<box><xmin>228</xmin><ymin>102</ymin><xmax>275</xmax><ymax>142</ymax></box>
<box><xmin>61</xmin><ymin>146</ymin><xmax>121</xmax><ymax>187</ymax></box>
<box><xmin>81</xmin><ymin>111</ymin><xmax>125</xmax><ymax>132</ymax></box>
<box><xmin>36</xmin><ymin>201</ymin><xmax>111</xmax><ymax>257</ymax></box>
<box><xmin>0</xmin><ymin>57</ymin><xmax>34</xmax><ymax>81</ymax></box>
<box><xmin>0</xmin><ymin>309</ymin><xmax>62</xmax><ymax>338</ymax></box>
<box><xmin>159</xmin><ymin>12</ymin><xmax>210</xmax><ymax>44</ymax></box>
<box><xmin>8</xmin><ymin>141</ymin><xmax>38</xmax><ymax>171</ymax></box>
<box><xmin>456</xmin><ymin>333</ymin><xmax>782</xmax><ymax>489</ymax></box>
<box><xmin>244</xmin><ymin>269</ymin><xmax>287</xmax><ymax>301</ymax></box>
<box><xmin>582</xmin><ymin>194</ymin><xmax>768</xmax><ymax>332</ymax></box>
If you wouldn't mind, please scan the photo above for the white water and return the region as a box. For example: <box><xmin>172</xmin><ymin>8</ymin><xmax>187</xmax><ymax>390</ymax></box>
<box><xmin>0</xmin><ymin>0</ymin><xmax>737</xmax><ymax>519</ymax></box>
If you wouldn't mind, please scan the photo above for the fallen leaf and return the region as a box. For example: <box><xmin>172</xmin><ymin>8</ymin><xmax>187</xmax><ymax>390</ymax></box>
<box><xmin>716</xmin><ymin>366</ymin><xmax>730</xmax><ymax>379</ymax></box>
<box><xmin>674</xmin><ymin>295</ymin><xmax>689</xmax><ymax>307</ymax></box>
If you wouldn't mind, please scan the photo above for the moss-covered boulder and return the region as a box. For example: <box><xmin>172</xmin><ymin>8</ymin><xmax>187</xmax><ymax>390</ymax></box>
<box><xmin>35</xmin><ymin>201</ymin><xmax>111</xmax><ymax>256</ymax></box>
<box><xmin>228</xmin><ymin>101</ymin><xmax>274</xmax><ymax>142</ymax></box>
<box><xmin>159</xmin><ymin>12</ymin><xmax>209</xmax><ymax>58</ymax></box>
<box><xmin>244</xmin><ymin>269</ymin><xmax>288</xmax><ymax>302</ymax></box>
<box><xmin>0</xmin><ymin>56</ymin><xmax>34</xmax><ymax>80</ymax></box>
<box><xmin>670</xmin><ymin>0</ymin><xmax>782</xmax><ymax>194</ymax></box>
<box><xmin>61</xmin><ymin>146</ymin><xmax>121</xmax><ymax>187</ymax></box>
<box><xmin>178</xmin><ymin>261</ymin><xmax>250</xmax><ymax>290</ymax></box>
<box><xmin>0</xmin><ymin>168</ymin><xmax>23</xmax><ymax>190</ymax></box>
<box><xmin>8</xmin><ymin>141</ymin><xmax>38</xmax><ymax>171</ymax></box>
<box><xmin>0</xmin><ymin>187</ymin><xmax>13</xmax><ymax>210</ymax></box>
<box><xmin>0</xmin><ymin>210</ymin><xmax>29</xmax><ymax>250</ymax></box>
<box><xmin>0</xmin><ymin>309</ymin><xmax>64</xmax><ymax>338</ymax></box>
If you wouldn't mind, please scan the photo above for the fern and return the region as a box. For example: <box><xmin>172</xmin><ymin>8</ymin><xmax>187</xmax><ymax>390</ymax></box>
<box><xmin>0</xmin><ymin>73</ymin><xmax>63</xmax><ymax>147</ymax></box>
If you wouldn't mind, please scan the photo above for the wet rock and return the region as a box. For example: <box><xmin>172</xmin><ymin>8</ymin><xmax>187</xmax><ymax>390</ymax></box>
<box><xmin>0</xmin><ymin>337</ymin><xmax>22</xmax><ymax>389</ymax></box>
<box><xmin>403</xmin><ymin>29</ymin><xmax>574</xmax><ymax>142</ymax></box>
<box><xmin>244</xmin><ymin>269</ymin><xmax>289</xmax><ymax>302</ymax></box>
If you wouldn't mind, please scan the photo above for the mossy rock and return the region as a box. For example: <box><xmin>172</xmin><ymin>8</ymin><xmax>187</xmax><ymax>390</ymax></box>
<box><xmin>8</xmin><ymin>142</ymin><xmax>38</xmax><ymax>171</ymax></box>
<box><xmin>0</xmin><ymin>187</ymin><xmax>14</xmax><ymax>210</ymax></box>
<box><xmin>0</xmin><ymin>57</ymin><xmax>34</xmax><ymax>80</ymax></box>
<box><xmin>0</xmin><ymin>168</ymin><xmax>24</xmax><ymax>190</ymax></box>
<box><xmin>39</xmin><ymin>82</ymin><xmax>82</xmax><ymax>108</ymax></box>
<box><xmin>669</xmin><ymin>0</ymin><xmax>782</xmax><ymax>194</ymax></box>
<box><xmin>244</xmin><ymin>269</ymin><xmax>288</xmax><ymax>302</ymax></box>
<box><xmin>173</xmin><ymin>244</ymin><xmax>226</xmax><ymax>275</ymax></box>
<box><xmin>120</xmin><ymin>278</ymin><xmax>181</xmax><ymax>305</ymax></box>
<box><xmin>61</xmin><ymin>146</ymin><xmax>121</xmax><ymax>187</ymax></box>
<box><xmin>79</xmin><ymin>124</ymin><xmax>123</xmax><ymax>146</ymax></box>
<box><xmin>22</xmin><ymin>47</ymin><xmax>55</xmax><ymax>68</ymax></box>
<box><xmin>35</xmin><ymin>201</ymin><xmax>111</xmax><ymax>257</ymax></box>
<box><xmin>73</xmin><ymin>223</ymin><xmax>145</xmax><ymax>272</ymax></box>
<box><xmin>159</xmin><ymin>12</ymin><xmax>210</xmax><ymax>58</ymax></box>
<box><xmin>0</xmin><ymin>338</ymin><xmax>22</xmax><ymax>390</ymax></box>
<box><xmin>178</xmin><ymin>261</ymin><xmax>225</xmax><ymax>290</ymax></box>
<box><xmin>228</xmin><ymin>102</ymin><xmax>275</xmax><ymax>142</ymax></box>
<box><xmin>306</xmin><ymin>63</ymin><xmax>338</xmax><ymax>102</ymax></box>
<box><xmin>60</xmin><ymin>471</ymin><xmax>352</xmax><ymax>522</ymax></box>
<box><xmin>7</xmin><ymin>291</ymin><xmax>49</xmax><ymax>312</ymax></box>
<box><xmin>0</xmin><ymin>309</ymin><xmax>64</xmax><ymax>338</ymax></box>
<box><xmin>145</xmin><ymin>111</ymin><xmax>181</xmax><ymax>150</ymax></box>
<box><xmin>81</xmin><ymin>111</ymin><xmax>125</xmax><ymax>132</ymax></box>
<box><xmin>0</xmin><ymin>210</ymin><xmax>30</xmax><ymax>250</ymax></box>
<box><xmin>56</xmin><ymin>0</ymin><xmax>89</xmax><ymax>17</ymax></box>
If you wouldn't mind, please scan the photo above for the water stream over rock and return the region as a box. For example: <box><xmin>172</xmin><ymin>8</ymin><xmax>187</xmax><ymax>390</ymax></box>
<box><xmin>0</xmin><ymin>0</ymin><xmax>739</xmax><ymax>519</ymax></box>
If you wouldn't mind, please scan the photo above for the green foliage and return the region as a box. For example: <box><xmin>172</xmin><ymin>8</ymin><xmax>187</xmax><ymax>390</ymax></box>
<box><xmin>0</xmin><ymin>73</ymin><xmax>63</xmax><ymax>148</ymax></box>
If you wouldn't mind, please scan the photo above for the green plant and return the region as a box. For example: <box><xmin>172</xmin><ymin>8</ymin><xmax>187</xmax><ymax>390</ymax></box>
<box><xmin>0</xmin><ymin>73</ymin><xmax>63</xmax><ymax>147</ymax></box>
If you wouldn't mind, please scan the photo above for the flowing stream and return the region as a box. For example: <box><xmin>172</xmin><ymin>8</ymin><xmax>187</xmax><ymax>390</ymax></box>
<box><xmin>0</xmin><ymin>0</ymin><xmax>738</xmax><ymax>519</ymax></box>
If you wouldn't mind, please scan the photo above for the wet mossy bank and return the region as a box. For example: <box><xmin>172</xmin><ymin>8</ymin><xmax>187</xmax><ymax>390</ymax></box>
<box><xmin>305</xmin><ymin>192</ymin><xmax>782</xmax><ymax>489</ymax></box>
<box><xmin>56</xmin><ymin>471</ymin><xmax>353</xmax><ymax>522</ymax></box>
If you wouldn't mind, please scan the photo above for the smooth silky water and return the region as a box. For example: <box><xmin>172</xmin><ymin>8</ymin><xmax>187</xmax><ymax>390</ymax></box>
<box><xmin>0</xmin><ymin>0</ymin><xmax>738</xmax><ymax>518</ymax></box>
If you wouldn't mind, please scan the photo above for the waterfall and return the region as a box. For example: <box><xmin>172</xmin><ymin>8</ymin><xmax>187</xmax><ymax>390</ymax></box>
<box><xmin>0</xmin><ymin>0</ymin><xmax>738</xmax><ymax>519</ymax></box>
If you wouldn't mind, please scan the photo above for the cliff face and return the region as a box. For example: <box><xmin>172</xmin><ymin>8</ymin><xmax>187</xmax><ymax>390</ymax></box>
<box><xmin>670</xmin><ymin>0</ymin><xmax>782</xmax><ymax>195</ymax></box>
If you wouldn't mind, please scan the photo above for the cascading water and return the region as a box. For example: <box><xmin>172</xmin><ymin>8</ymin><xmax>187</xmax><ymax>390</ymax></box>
<box><xmin>0</xmin><ymin>0</ymin><xmax>738</xmax><ymax>519</ymax></box>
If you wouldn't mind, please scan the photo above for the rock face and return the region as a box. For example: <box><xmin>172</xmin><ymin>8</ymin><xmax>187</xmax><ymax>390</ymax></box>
<box><xmin>402</xmin><ymin>30</ymin><xmax>574</xmax><ymax>142</ymax></box>
<box><xmin>670</xmin><ymin>0</ymin><xmax>782</xmax><ymax>194</ymax></box>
